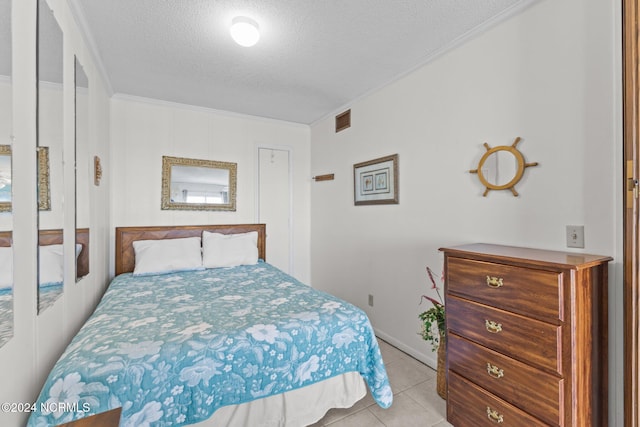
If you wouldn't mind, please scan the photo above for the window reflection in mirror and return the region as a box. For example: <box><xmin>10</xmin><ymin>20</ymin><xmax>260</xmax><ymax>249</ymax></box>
<box><xmin>75</xmin><ymin>57</ymin><xmax>90</xmax><ymax>282</ymax></box>
<box><xmin>171</xmin><ymin>166</ymin><xmax>230</xmax><ymax>204</ymax></box>
<box><xmin>161</xmin><ymin>156</ymin><xmax>237</xmax><ymax>211</ymax></box>
<box><xmin>38</xmin><ymin>0</ymin><xmax>64</xmax><ymax>313</ymax></box>
<box><xmin>0</xmin><ymin>0</ymin><xmax>12</xmax><ymax>348</ymax></box>
<box><xmin>0</xmin><ymin>146</ymin><xmax>50</xmax><ymax>212</ymax></box>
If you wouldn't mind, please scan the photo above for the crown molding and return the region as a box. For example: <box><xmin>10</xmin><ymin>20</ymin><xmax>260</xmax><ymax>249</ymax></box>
<box><xmin>111</xmin><ymin>93</ymin><xmax>310</xmax><ymax>129</ymax></box>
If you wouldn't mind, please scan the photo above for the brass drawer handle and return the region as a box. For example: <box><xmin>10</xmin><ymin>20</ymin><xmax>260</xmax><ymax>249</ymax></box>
<box><xmin>486</xmin><ymin>362</ymin><xmax>504</xmax><ymax>379</ymax></box>
<box><xmin>485</xmin><ymin>319</ymin><xmax>503</xmax><ymax>333</ymax></box>
<box><xmin>486</xmin><ymin>276</ymin><xmax>504</xmax><ymax>288</ymax></box>
<box><xmin>486</xmin><ymin>406</ymin><xmax>504</xmax><ymax>423</ymax></box>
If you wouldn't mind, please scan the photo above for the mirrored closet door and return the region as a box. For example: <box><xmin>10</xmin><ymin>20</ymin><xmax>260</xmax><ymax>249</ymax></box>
<box><xmin>38</xmin><ymin>0</ymin><xmax>65</xmax><ymax>313</ymax></box>
<box><xmin>0</xmin><ymin>0</ymin><xmax>13</xmax><ymax>348</ymax></box>
<box><xmin>75</xmin><ymin>57</ymin><xmax>89</xmax><ymax>282</ymax></box>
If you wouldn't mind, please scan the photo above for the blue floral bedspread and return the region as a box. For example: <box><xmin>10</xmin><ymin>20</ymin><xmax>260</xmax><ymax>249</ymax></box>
<box><xmin>27</xmin><ymin>262</ymin><xmax>392</xmax><ymax>427</ymax></box>
<box><xmin>38</xmin><ymin>282</ymin><xmax>63</xmax><ymax>313</ymax></box>
<box><xmin>0</xmin><ymin>288</ymin><xmax>12</xmax><ymax>348</ymax></box>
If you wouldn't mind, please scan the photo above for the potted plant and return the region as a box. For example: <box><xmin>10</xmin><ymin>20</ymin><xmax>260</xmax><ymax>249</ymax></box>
<box><xmin>418</xmin><ymin>266</ymin><xmax>446</xmax><ymax>399</ymax></box>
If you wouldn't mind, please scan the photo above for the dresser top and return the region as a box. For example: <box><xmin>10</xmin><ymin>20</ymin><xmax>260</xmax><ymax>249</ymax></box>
<box><xmin>440</xmin><ymin>243</ymin><xmax>612</xmax><ymax>270</ymax></box>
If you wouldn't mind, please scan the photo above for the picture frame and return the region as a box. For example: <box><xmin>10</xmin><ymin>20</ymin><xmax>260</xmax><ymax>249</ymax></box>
<box><xmin>353</xmin><ymin>154</ymin><xmax>399</xmax><ymax>205</ymax></box>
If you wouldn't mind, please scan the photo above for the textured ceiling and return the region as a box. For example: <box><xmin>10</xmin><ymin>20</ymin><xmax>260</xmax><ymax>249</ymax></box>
<box><xmin>70</xmin><ymin>0</ymin><xmax>536</xmax><ymax>124</ymax></box>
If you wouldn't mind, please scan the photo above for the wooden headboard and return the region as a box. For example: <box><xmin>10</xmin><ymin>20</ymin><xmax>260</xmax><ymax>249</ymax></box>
<box><xmin>75</xmin><ymin>229</ymin><xmax>90</xmax><ymax>278</ymax></box>
<box><xmin>38</xmin><ymin>228</ymin><xmax>90</xmax><ymax>278</ymax></box>
<box><xmin>0</xmin><ymin>230</ymin><xmax>10</xmax><ymax>247</ymax></box>
<box><xmin>115</xmin><ymin>224</ymin><xmax>266</xmax><ymax>276</ymax></box>
<box><xmin>0</xmin><ymin>229</ymin><xmax>90</xmax><ymax>276</ymax></box>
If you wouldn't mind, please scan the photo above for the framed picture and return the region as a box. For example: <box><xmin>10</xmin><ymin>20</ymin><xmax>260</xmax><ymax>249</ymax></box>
<box><xmin>353</xmin><ymin>154</ymin><xmax>399</xmax><ymax>205</ymax></box>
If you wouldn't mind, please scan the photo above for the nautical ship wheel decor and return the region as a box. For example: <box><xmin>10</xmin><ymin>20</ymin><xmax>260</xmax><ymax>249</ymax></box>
<box><xmin>469</xmin><ymin>137</ymin><xmax>538</xmax><ymax>197</ymax></box>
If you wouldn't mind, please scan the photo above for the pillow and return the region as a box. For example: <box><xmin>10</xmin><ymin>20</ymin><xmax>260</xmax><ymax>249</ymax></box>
<box><xmin>39</xmin><ymin>244</ymin><xmax>64</xmax><ymax>286</ymax></box>
<box><xmin>132</xmin><ymin>236</ymin><xmax>203</xmax><ymax>276</ymax></box>
<box><xmin>202</xmin><ymin>231</ymin><xmax>258</xmax><ymax>268</ymax></box>
<box><xmin>0</xmin><ymin>247</ymin><xmax>12</xmax><ymax>289</ymax></box>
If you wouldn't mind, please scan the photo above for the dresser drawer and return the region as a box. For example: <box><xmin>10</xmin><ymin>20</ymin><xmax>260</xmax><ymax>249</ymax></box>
<box><xmin>447</xmin><ymin>257</ymin><xmax>562</xmax><ymax>323</ymax></box>
<box><xmin>448</xmin><ymin>333</ymin><xmax>563</xmax><ymax>425</ymax></box>
<box><xmin>447</xmin><ymin>296</ymin><xmax>562</xmax><ymax>374</ymax></box>
<box><xmin>448</xmin><ymin>372</ymin><xmax>549</xmax><ymax>427</ymax></box>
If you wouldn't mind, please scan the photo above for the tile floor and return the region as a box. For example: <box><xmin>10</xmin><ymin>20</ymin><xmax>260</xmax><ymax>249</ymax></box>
<box><xmin>311</xmin><ymin>340</ymin><xmax>453</xmax><ymax>427</ymax></box>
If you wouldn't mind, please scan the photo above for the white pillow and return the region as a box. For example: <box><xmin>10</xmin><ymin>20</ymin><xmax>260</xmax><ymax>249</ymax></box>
<box><xmin>39</xmin><ymin>244</ymin><xmax>64</xmax><ymax>285</ymax></box>
<box><xmin>132</xmin><ymin>236</ymin><xmax>203</xmax><ymax>276</ymax></box>
<box><xmin>202</xmin><ymin>231</ymin><xmax>258</xmax><ymax>268</ymax></box>
<box><xmin>0</xmin><ymin>247</ymin><xmax>12</xmax><ymax>289</ymax></box>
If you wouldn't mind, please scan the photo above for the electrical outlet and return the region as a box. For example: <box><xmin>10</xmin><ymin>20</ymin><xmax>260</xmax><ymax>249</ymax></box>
<box><xmin>368</xmin><ymin>294</ymin><xmax>374</xmax><ymax>307</ymax></box>
<box><xmin>566</xmin><ymin>225</ymin><xmax>585</xmax><ymax>248</ymax></box>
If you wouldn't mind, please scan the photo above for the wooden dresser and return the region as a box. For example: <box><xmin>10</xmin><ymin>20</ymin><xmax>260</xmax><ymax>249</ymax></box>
<box><xmin>440</xmin><ymin>244</ymin><xmax>612</xmax><ymax>426</ymax></box>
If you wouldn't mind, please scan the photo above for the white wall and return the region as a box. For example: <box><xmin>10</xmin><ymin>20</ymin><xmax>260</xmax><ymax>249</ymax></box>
<box><xmin>109</xmin><ymin>97</ymin><xmax>312</xmax><ymax>282</ymax></box>
<box><xmin>0</xmin><ymin>0</ymin><xmax>112</xmax><ymax>425</ymax></box>
<box><xmin>310</xmin><ymin>0</ymin><xmax>622</xmax><ymax>423</ymax></box>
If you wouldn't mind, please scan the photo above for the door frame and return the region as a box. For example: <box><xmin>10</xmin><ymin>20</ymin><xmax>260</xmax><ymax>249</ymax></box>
<box><xmin>624</xmin><ymin>0</ymin><xmax>639</xmax><ymax>425</ymax></box>
<box><xmin>255</xmin><ymin>144</ymin><xmax>294</xmax><ymax>274</ymax></box>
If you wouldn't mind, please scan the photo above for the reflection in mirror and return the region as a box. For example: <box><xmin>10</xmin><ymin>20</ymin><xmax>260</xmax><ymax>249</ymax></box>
<box><xmin>482</xmin><ymin>150</ymin><xmax>518</xmax><ymax>187</ymax></box>
<box><xmin>161</xmin><ymin>156</ymin><xmax>237</xmax><ymax>211</ymax></box>
<box><xmin>0</xmin><ymin>0</ymin><xmax>12</xmax><ymax>348</ymax></box>
<box><xmin>0</xmin><ymin>146</ymin><xmax>50</xmax><ymax>212</ymax></box>
<box><xmin>75</xmin><ymin>57</ymin><xmax>90</xmax><ymax>281</ymax></box>
<box><xmin>0</xmin><ymin>231</ymin><xmax>11</xmax><ymax>348</ymax></box>
<box><xmin>38</xmin><ymin>229</ymin><xmax>64</xmax><ymax>310</ymax></box>
<box><xmin>0</xmin><ymin>145</ymin><xmax>10</xmax><ymax>209</ymax></box>
<box><xmin>469</xmin><ymin>137</ymin><xmax>538</xmax><ymax>197</ymax></box>
<box><xmin>38</xmin><ymin>0</ymin><xmax>64</xmax><ymax>312</ymax></box>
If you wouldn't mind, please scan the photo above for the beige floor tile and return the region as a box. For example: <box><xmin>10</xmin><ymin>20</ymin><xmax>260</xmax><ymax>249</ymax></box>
<box><xmin>384</xmin><ymin>353</ymin><xmax>436</xmax><ymax>393</ymax></box>
<box><xmin>314</xmin><ymin>391</ymin><xmax>375</xmax><ymax>425</ymax></box>
<box><xmin>432</xmin><ymin>420</ymin><xmax>454</xmax><ymax>427</ymax></box>
<box><xmin>323</xmin><ymin>409</ymin><xmax>386</xmax><ymax>427</ymax></box>
<box><xmin>368</xmin><ymin>392</ymin><xmax>441</xmax><ymax>427</ymax></box>
<box><xmin>311</xmin><ymin>340</ymin><xmax>450</xmax><ymax>426</ymax></box>
<box><xmin>377</xmin><ymin>339</ymin><xmax>409</xmax><ymax>365</ymax></box>
<box><xmin>403</xmin><ymin>377</ymin><xmax>446</xmax><ymax>417</ymax></box>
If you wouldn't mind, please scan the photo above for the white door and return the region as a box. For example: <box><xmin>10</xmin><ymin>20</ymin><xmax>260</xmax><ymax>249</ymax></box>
<box><xmin>258</xmin><ymin>147</ymin><xmax>291</xmax><ymax>273</ymax></box>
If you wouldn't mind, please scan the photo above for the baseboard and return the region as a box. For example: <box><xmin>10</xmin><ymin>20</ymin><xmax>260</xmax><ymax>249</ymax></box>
<box><xmin>374</xmin><ymin>328</ymin><xmax>438</xmax><ymax>370</ymax></box>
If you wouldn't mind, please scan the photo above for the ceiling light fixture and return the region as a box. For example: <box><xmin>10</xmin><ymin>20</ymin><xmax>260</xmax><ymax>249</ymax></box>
<box><xmin>230</xmin><ymin>16</ymin><xmax>260</xmax><ymax>47</ymax></box>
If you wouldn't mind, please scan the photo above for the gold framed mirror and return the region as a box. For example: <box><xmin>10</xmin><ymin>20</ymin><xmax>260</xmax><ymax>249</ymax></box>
<box><xmin>0</xmin><ymin>145</ymin><xmax>50</xmax><ymax>212</ymax></box>
<box><xmin>469</xmin><ymin>137</ymin><xmax>538</xmax><ymax>197</ymax></box>
<box><xmin>161</xmin><ymin>155</ymin><xmax>237</xmax><ymax>211</ymax></box>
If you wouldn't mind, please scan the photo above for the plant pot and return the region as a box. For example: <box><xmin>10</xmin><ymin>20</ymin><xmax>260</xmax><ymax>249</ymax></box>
<box><xmin>436</xmin><ymin>336</ymin><xmax>446</xmax><ymax>399</ymax></box>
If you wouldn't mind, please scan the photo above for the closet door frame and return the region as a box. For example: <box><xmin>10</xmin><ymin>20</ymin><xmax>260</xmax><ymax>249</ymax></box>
<box><xmin>255</xmin><ymin>144</ymin><xmax>294</xmax><ymax>274</ymax></box>
<box><xmin>623</xmin><ymin>0</ymin><xmax>640</xmax><ymax>425</ymax></box>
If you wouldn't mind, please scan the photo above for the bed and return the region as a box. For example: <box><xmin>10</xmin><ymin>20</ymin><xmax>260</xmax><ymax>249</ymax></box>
<box><xmin>27</xmin><ymin>224</ymin><xmax>392</xmax><ymax>427</ymax></box>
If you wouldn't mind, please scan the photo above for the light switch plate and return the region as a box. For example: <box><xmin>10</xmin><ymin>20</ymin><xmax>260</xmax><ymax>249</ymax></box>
<box><xmin>566</xmin><ymin>225</ymin><xmax>585</xmax><ymax>248</ymax></box>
